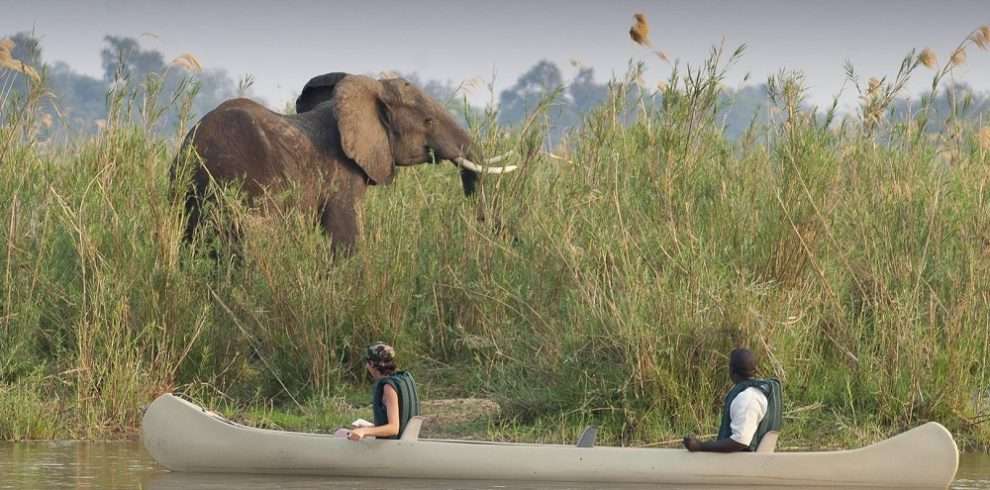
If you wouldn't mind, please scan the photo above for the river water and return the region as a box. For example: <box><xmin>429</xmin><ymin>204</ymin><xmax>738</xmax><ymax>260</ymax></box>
<box><xmin>0</xmin><ymin>441</ymin><xmax>987</xmax><ymax>489</ymax></box>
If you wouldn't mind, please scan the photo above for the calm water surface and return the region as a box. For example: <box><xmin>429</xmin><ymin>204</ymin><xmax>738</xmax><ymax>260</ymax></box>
<box><xmin>0</xmin><ymin>441</ymin><xmax>987</xmax><ymax>489</ymax></box>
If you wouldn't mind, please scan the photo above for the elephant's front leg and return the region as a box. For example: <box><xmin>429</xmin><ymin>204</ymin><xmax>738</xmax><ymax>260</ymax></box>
<box><xmin>319</xmin><ymin>198</ymin><xmax>361</xmax><ymax>253</ymax></box>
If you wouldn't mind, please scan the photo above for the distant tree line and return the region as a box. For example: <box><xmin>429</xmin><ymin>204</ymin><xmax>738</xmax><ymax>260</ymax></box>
<box><xmin>2</xmin><ymin>32</ymin><xmax>988</xmax><ymax>145</ymax></box>
<box><xmin>2</xmin><ymin>32</ymin><xmax>241</xmax><ymax>140</ymax></box>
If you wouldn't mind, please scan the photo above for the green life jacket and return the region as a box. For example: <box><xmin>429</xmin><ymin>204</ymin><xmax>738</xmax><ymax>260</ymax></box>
<box><xmin>371</xmin><ymin>371</ymin><xmax>420</xmax><ymax>439</ymax></box>
<box><xmin>717</xmin><ymin>378</ymin><xmax>782</xmax><ymax>451</ymax></box>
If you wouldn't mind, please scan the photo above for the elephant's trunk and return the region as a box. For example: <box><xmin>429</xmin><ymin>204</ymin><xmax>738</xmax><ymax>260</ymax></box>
<box><xmin>460</xmin><ymin>148</ymin><xmax>505</xmax><ymax>233</ymax></box>
<box><xmin>460</xmin><ymin>167</ymin><xmax>479</xmax><ymax>196</ymax></box>
<box><xmin>458</xmin><ymin>146</ymin><xmax>484</xmax><ymax>196</ymax></box>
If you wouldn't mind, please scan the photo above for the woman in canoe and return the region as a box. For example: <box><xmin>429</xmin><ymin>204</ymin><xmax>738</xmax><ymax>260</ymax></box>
<box><xmin>347</xmin><ymin>342</ymin><xmax>421</xmax><ymax>441</ymax></box>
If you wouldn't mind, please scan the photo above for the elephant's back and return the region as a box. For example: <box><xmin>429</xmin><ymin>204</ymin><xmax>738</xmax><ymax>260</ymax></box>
<box><xmin>197</xmin><ymin>98</ymin><xmax>278</xmax><ymax>147</ymax></box>
<box><xmin>181</xmin><ymin>98</ymin><xmax>333</xmax><ymax>210</ymax></box>
<box><xmin>190</xmin><ymin>99</ymin><xmax>289</xmax><ymax>188</ymax></box>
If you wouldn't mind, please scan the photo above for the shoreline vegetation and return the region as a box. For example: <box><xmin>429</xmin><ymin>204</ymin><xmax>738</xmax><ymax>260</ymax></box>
<box><xmin>2</xmin><ymin>31</ymin><xmax>990</xmax><ymax>451</ymax></box>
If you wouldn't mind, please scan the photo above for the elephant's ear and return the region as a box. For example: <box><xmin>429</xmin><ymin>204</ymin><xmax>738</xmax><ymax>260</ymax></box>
<box><xmin>333</xmin><ymin>75</ymin><xmax>394</xmax><ymax>185</ymax></box>
<box><xmin>296</xmin><ymin>72</ymin><xmax>350</xmax><ymax>113</ymax></box>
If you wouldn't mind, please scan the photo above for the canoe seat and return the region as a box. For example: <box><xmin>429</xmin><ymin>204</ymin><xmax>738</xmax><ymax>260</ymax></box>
<box><xmin>400</xmin><ymin>416</ymin><xmax>427</xmax><ymax>442</ymax></box>
<box><xmin>576</xmin><ymin>425</ymin><xmax>598</xmax><ymax>448</ymax></box>
<box><xmin>756</xmin><ymin>431</ymin><xmax>779</xmax><ymax>453</ymax></box>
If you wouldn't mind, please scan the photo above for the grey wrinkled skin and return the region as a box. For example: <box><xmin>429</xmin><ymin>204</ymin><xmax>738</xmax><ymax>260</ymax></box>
<box><xmin>175</xmin><ymin>72</ymin><xmax>482</xmax><ymax>252</ymax></box>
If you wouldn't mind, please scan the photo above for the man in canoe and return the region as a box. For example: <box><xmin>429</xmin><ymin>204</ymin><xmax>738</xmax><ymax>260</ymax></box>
<box><xmin>347</xmin><ymin>342</ymin><xmax>421</xmax><ymax>441</ymax></box>
<box><xmin>683</xmin><ymin>348</ymin><xmax>781</xmax><ymax>452</ymax></box>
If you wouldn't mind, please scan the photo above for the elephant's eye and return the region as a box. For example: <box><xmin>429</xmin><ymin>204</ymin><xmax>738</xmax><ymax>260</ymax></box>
<box><xmin>425</xmin><ymin>117</ymin><xmax>434</xmax><ymax>127</ymax></box>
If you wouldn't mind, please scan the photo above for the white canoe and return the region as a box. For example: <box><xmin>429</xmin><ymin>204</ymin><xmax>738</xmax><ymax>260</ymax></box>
<box><xmin>141</xmin><ymin>394</ymin><xmax>959</xmax><ymax>488</ymax></box>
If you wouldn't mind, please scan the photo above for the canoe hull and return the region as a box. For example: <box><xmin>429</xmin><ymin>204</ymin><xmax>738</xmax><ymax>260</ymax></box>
<box><xmin>142</xmin><ymin>394</ymin><xmax>958</xmax><ymax>487</ymax></box>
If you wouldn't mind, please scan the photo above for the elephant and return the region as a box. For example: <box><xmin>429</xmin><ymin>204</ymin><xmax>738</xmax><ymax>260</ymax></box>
<box><xmin>174</xmin><ymin>72</ymin><xmax>515</xmax><ymax>252</ymax></box>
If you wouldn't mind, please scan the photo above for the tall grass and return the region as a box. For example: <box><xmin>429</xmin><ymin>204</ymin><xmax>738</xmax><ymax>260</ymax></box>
<box><xmin>1</xmin><ymin>40</ymin><xmax>988</xmax><ymax>449</ymax></box>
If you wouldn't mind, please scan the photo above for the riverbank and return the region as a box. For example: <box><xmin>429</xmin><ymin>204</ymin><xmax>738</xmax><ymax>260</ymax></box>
<box><xmin>2</xmin><ymin>47</ymin><xmax>989</xmax><ymax>449</ymax></box>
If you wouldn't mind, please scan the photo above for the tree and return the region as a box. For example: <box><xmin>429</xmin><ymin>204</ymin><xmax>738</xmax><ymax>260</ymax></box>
<box><xmin>2</xmin><ymin>32</ymin><xmax>244</xmax><ymax>138</ymax></box>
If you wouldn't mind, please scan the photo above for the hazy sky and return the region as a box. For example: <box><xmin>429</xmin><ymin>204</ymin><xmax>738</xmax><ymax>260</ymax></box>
<box><xmin>3</xmin><ymin>0</ymin><xmax>989</xmax><ymax>111</ymax></box>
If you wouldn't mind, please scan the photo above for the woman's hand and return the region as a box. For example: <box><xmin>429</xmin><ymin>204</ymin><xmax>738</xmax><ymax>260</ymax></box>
<box><xmin>346</xmin><ymin>385</ymin><xmax>400</xmax><ymax>441</ymax></box>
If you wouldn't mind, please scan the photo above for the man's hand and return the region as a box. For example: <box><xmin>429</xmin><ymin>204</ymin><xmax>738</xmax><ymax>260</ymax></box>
<box><xmin>683</xmin><ymin>435</ymin><xmax>702</xmax><ymax>452</ymax></box>
<box><xmin>348</xmin><ymin>428</ymin><xmax>367</xmax><ymax>441</ymax></box>
<box><xmin>683</xmin><ymin>435</ymin><xmax>749</xmax><ymax>452</ymax></box>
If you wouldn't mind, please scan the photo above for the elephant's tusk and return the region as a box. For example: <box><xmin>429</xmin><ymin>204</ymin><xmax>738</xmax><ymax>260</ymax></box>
<box><xmin>544</xmin><ymin>151</ymin><xmax>573</xmax><ymax>164</ymax></box>
<box><xmin>484</xmin><ymin>150</ymin><xmax>515</xmax><ymax>165</ymax></box>
<box><xmin>455</xmin><ymin>157</ymin><xmax>518</xmax><ymax>174</ymax></box>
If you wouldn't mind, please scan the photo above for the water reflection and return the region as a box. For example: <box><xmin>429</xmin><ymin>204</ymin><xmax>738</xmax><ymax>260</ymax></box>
<box><xmin>955</xmin><ymin>454</ymin><xmax>990</xmax><ymax>490</ymax></box>
<box><xmin>0</xmin><ymin>441</ymin><xmax>987</xmax><ymax>490</ymax></box>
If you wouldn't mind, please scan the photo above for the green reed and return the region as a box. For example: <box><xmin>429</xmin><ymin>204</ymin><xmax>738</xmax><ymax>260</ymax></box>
<box><xmin>0</xmin><ymin>47</ymin><xmax>988</xmax><ymax>449</ymax></box>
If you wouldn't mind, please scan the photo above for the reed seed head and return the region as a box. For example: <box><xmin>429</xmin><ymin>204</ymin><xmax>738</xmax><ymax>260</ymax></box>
<box><xmin>977</xmin><ymin>26</ymin><xmax>990</xmax><ymax>50</ymax></box>
<box><xmin>629</xmin><ymin>13</ymin><xmax>653</xmax><ymax>48</ymax></box>
<box><xmin>170</xmin><ymin>53</ymin><xmax>203</xmax><ymax>73</ymax></box>
<box><xmin>0</xmin><ymin>37</ymin><xmax>41</xmax><ymax>82</ymax></box>
<box><xmin>0</xmin><ymin>38</ymin><xmax>15</xmax><ymax>65</ymax></box>
<box><xmin>865</xmin><ymin>108</ymin><xmax>882</xmax><ymax>126</ymax></box>
<box><xmin>973</xmin><ymin>30</ymin><xmax>988</xmax><ymax>50</ymax></box>
<box><xmin>919</xmin><ymin>48</ymin><xmax>938</xmax><ymax>69</ymax></box>
<box><xmin>867</xmin><ymin>77</ymin><xmax>881</xmax><ymax>94</ymax></box>
<box><xmin>951</xmin><ymin>48</ymin><xmax>967</xmax><ymax>66</ymax></box>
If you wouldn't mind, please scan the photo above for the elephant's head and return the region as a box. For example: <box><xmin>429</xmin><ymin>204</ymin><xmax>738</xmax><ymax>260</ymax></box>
<box><xmin>298</xmin><ymin>73</ymin><xmax>515</xmax><ymax>195</ymax></box>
